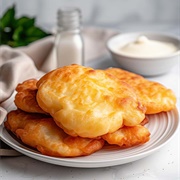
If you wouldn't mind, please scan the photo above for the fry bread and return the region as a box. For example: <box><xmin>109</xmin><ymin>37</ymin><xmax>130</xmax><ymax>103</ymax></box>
<box><xmin>105</xmin><ymin>68</ymin><xmax>176</xmax><ymax>114</ymax></box>
<box><xmin>4</xmin><ymin>110</ymin><xmax>104</xmax><ymax>157</ymax></box>
<box><xmin>14</xmin><ymin>79</ymin><xmax>47</xmax><ymax>114</ymax></box>
<box><xmin>102</xmin><ymin>125</ymin><xmax>150</xmax><ymax>148</ymax></box>
<box><xmin>36</xmin><ymin>64</ymin><xmax>146</xmax><ymax>138</ymax></box>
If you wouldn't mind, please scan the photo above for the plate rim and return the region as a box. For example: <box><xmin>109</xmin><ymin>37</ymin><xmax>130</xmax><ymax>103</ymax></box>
<box><xmin>0</xmin><ymin>107</ymin><xmax>179</xmax><ymax>168</ymax></box>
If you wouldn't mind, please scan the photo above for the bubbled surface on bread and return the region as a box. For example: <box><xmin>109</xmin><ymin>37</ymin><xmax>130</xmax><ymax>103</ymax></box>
<box><xmin>105</xmin><ymin>68</ymin><xmax>177</xmax><ymax>114</ymax></box>
<box><xmin>14</xmin><ymin>79</ymin><xmax>47</xmax><ymax>114</ymax></box>
<box><xmin>37</xmin><ymin>64</ymin><xmax>146</xmax><ymax>138</ymax></box>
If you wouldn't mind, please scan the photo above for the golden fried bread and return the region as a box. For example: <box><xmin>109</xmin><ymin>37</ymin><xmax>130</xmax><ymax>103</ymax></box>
<box><xmin>14</xmin><ymin>79</ymin><xmax>47</xmax><ymax>114</ymax></box>
<box><xmin>5</xmin><ymin>110</ymin><xmax>104</xmax><ymax>157</ymax></box>
<box><xmin>105</xmin><ymin>68</ymin><xmax>176</xmax><ymax>114</ymax></box>
<box><xmin>36</xmin><ymin>64</ymin><xmax>146</xmax><ymax>138</ymax></box>
<box><xmin>102</xmin><ymin>125</ymin><xmax>150</xmax><ymax>148</ymax></box>
<box><xmin>140</xmin><ymin>117</ymin><xmax>149</xmax><ymax>126</ymax></box>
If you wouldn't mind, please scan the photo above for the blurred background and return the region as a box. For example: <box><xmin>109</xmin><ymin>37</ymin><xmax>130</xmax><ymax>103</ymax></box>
<box><xmin>1</xmin><ymin>0</ymin><xmax>180</xmax><ymax>35</ymax></box>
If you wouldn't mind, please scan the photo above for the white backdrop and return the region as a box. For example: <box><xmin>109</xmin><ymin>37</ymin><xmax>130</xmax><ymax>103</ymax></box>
<box><xmin>1</xmin><ymin>0</ymin><xmax>180</xmax><ymax>34</ymax></box>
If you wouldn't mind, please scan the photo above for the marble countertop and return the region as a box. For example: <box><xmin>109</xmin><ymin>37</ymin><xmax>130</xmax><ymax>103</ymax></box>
<box><xmin>0</xmin><ymin>56</ymin><xmax>179</xmax><ymax>180</ymax></box>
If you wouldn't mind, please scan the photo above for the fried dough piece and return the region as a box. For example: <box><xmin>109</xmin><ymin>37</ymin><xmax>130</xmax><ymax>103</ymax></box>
<box><xmin>36</xmin><ymin>64</ymin><xmax>146</xmax><ymax>138</ymax></box>
<box><xmin>14</xmin><ymin>79</ymin><xmax>47</xmax><ymax>114</ymax></box>
<box><xmin>140</xmin><ymin>117</ymin><xmax>149</xmax><ymax>126</ymax></box>
<box><xmin>105</xmin><ymin>68</ymin><xmax>176</xmax><ymax>114</ymax></box>
<box><xmin>4</xmin><ymin>110</ymin><xmax>104</xmax><ymax>157</ymax></box>
<box><xmin>102</xmin><ymin>125</ymin><xmax>150</xmax><ymax>148</ymax></box>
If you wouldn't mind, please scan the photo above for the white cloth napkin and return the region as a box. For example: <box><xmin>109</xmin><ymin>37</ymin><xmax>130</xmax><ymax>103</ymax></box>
<box><xmin>0</xmin><ymin>27</ymin><xmax>118</xmax><ymax>155</ymax></box>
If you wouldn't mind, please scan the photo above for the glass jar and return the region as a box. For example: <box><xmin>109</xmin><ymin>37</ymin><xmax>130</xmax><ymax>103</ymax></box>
<box><xmin>55</xmin><ymin>7</ymin><xmax>84</xmax><ymax>67</ymax></box>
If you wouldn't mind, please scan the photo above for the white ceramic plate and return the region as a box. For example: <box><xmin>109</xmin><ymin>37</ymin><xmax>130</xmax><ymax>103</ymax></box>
<box><xmin>0</xmin><ymin>96</ymin><xmax>179</xmax><ymax>168</ymax></box>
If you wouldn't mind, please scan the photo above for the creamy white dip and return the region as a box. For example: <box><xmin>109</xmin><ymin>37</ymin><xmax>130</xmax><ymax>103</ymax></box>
<box><xmin>118</xmin><ymin>36</ymin><xmax>178</xmax><ymax>58</ymax></box>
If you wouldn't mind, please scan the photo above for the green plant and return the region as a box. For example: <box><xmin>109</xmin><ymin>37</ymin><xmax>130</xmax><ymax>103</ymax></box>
<box><xmin>0</xmin><ymin>5</ymin><xmax>51</xmax><ymax>47</ymax></box>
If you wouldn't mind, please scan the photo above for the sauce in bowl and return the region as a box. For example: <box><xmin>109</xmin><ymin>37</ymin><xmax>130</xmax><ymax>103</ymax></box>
<box><xmin>118</xmin><ymin>36</ymin><xmax>178</xmax><ymax>58</ymax></box>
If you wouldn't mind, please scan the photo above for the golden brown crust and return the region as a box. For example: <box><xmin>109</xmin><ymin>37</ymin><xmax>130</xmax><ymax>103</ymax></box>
<box><xmin>105</xmin><ymin>68</ymin><xmax>177</xmax><ymax>114</ymax></box>
<box><xmin>102</xmin><ymin>125</ymin><xmax>150</xmax><ymax>148</ymax></box>
<box><xmin>140</xmin><ymin>117</ymin><xmax>149</xmax><ymax>126</ymax></box>
<box><xmin>14</xmin><ymin>79</ymin><xmax>47</xmax><ymax>114</ymax></box>
<box><xmin>5</xmin><ymin>65</ymin><xmax>177</xmax><ymax>157</ymax></box>
<box><xmin>36</xmin><ymin>64</ymin><xmax>146</xmax><ymax>138</ymax></box>
<box><xmin>5</xmin><ymin>110</ymin><xmax>104</xmax><ymax>157</ymax></box>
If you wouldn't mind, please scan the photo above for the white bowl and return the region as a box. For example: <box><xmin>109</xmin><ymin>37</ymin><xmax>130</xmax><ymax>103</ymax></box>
<box><xmin>107</xmin><ymin>32</ymin><xmax>180</xmax><ymax>76</ymax></box>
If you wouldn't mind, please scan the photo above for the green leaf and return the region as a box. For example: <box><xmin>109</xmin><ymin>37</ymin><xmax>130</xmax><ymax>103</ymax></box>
<box><xmin>12</xmin><ymin>26</ymin><xmax>24</xmax><ymax>41</ymax></box>
<box><xmin>0</xmin><ymin>5</ymin><xmax>15</xmax><ymax>28</ymax></box>
<box><xmin>7</xmin><ymin>40</ymin><xmax>27</xmax><ymax>47</ymax></box>
<box><xmin>0</xmin><ymin>4</ymin><xmax>51</xmax><ymax>47</ymax></box>
<box><xmin>15</xmin><ymin>16</ymin><xmax>35</xmax><ymax>29</ymax></box>
<box><xmin>25</xmin><ymin>26</ymin><xmax>49</xmax><ymax>38</ymax></box>
<box><xmin>0</xmin><ymin>30</ymin><xmax>13</xmax><ymax>44</ymax></box>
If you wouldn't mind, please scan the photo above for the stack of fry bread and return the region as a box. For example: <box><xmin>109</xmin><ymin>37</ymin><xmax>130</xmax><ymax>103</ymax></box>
<box><xmin>4</xmin><ymin>64</ymin><xmax>177</xmax><ymax>157</ymax></box>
